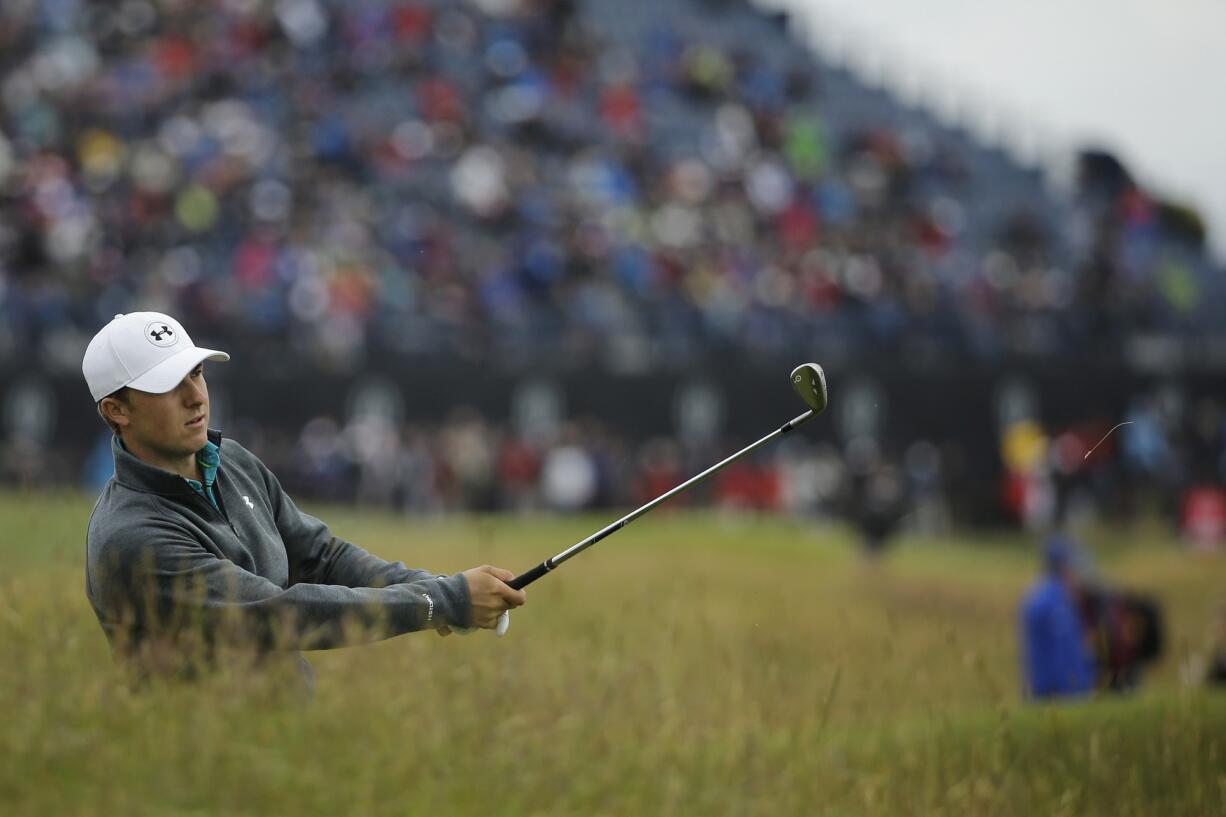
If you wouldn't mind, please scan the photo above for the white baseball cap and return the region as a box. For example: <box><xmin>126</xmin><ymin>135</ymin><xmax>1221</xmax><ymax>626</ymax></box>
<box><xmin>82</xmin><ymin>312</ymin><xmax>230</xmax><ymax>402</ymax></box>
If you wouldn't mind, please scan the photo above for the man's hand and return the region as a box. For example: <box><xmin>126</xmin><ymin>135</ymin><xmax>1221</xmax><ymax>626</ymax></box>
<box><xmin>459</xmin><ymin>565</ymin><xmax>526</xmax><ymax>629</ymax></box>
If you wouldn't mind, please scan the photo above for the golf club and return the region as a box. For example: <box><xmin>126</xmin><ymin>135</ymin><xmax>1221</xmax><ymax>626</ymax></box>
<box><xmin>450</xmin><ymin>363</ymin><xmax>828</xmax><ymax>637</ymax></box>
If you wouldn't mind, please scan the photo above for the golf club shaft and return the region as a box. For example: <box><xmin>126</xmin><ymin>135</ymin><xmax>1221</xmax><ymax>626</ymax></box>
<box><xmin>507</xmin><ymin>408</ymin><xmax>815</xmax><ymax>590</ymax></box>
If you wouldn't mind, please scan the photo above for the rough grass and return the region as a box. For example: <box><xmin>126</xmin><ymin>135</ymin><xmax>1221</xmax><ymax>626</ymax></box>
<box><xmin>1</xmin><ymin>491</ymin><xmax>1223</xmax><ymax>816</ymax></box>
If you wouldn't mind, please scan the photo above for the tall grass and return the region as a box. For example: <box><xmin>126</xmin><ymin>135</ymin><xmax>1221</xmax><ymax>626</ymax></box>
<box><xmin>1</xmin><ymin>492</ymin><xmax>1223</xmax><ymax>816</ymax></box>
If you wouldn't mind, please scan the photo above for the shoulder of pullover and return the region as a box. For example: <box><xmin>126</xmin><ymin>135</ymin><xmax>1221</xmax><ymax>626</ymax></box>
<box><xmin>216</xmin><ymin>436</ymin><xmax>270</xmax><ymax>481</ymax></box>
<box><xmin>88</xmin><ymin>478</ymin><xmax>180</xmax><ymax>557</ymax></box>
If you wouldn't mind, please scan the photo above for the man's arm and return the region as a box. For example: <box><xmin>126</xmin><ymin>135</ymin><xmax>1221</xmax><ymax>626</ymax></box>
<box><xmin>235</xmin><ymin>447</ymin><xmax>526</xmax><ymax>632</ymax></box>
<box><xmin>93</xmin><ymin>520</ymin><xmax>471</xmax><ymax>651</ymax></box>
<box><xmin>257</xmin><ymin>460</ymin><xmax>436</xmax><ymax>589</ymax></box>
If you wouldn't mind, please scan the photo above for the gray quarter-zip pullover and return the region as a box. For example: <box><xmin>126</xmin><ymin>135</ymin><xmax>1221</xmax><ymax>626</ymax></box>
<box><xmin>85</xmin><ymin>429</ymin><xmax>470</xmax><ymax>675</ymax></box>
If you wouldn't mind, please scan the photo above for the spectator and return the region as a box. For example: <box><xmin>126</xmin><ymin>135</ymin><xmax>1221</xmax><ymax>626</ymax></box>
<box><xmin>1020</xmin><ymin>534</ymin><xmax>1096</xmax><ymax>699</ymax></box>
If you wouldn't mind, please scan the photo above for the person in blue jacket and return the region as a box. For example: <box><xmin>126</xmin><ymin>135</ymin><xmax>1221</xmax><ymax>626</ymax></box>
<box><xmin>1020</xmin><ymin>534</ymin><xmax>1097</xmax><ymax>699</ymax></box>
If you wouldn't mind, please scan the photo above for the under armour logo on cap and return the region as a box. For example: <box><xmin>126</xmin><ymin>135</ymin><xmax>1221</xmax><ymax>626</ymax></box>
<box><xmin>146</xmin><ymin>322</ymin><xmax>177</xmax><ymax>346</ymax></box>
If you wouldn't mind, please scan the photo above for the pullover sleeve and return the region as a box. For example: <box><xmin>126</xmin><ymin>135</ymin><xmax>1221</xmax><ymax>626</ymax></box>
<box><xmin>258</xmin><ymin>459</ymin><xmax>441</xmax><ymax>590</ymax></box>
<box><xmin>93</xmin><ymin>519</ymin><xmax>471</xmax><ymax>651</ymax></box>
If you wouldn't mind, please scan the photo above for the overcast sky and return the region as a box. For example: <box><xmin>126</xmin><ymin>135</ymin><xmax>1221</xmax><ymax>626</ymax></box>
<box><xmin>759</xmin><ymin>0</ymin><xmax>1226</xmax><ymax>260</ymax></box>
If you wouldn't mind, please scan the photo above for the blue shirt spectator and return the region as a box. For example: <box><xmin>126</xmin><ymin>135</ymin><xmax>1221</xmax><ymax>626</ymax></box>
<box><xmin>1020</xmin><ymin>536</ymin><xmax>1096</xmax><ymax>699</ymax></box>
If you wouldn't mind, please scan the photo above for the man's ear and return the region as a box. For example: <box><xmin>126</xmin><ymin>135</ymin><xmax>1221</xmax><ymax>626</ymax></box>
<box><xmin>99</xmin><ymin>395</ymin><xmax>132</xmax><ymax>431</ymax></box>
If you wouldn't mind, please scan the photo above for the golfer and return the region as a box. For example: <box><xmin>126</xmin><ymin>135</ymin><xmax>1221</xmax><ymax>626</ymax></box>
<box><xmin>83</xmin><ymin>312</ymin><xmax>525</xmax><ymax>681</ymax></box>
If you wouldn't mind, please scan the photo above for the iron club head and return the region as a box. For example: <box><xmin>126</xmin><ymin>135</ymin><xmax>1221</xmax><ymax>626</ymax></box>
<box><xmin>790</xmin><ymin>363</ymin><xmax>828</xmax><ymax>414</ymax></box>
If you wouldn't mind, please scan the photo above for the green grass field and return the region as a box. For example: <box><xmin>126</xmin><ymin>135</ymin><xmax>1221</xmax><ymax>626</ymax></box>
<box><xmin>1</xmin><ymin>491</ymin><xmax>1224</xmax><ymax>816</ymax></box>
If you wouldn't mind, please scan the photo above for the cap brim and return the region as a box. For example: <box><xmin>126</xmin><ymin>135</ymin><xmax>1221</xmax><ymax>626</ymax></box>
<box><xmin>127</xmin><ymin>347</ymin><xmax>230</xmax><ymax>395</ymax></box>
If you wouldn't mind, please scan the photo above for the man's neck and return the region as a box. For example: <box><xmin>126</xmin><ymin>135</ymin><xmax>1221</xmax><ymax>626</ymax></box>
<box><xmin>120</xmin><ymin>436</ymin><xmax>202</xmax><ymax>482</ymax></box>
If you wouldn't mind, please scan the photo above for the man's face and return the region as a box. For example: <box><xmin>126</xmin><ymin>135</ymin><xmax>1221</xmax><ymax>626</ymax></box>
<box><xmin>120</xmin><ymin>363</ymin><xmax>210</xmax><ymax>459</ymax></box>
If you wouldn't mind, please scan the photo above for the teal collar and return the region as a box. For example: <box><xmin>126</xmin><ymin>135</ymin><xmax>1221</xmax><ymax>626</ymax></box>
<box><xmin>112</xmin><ymin>430</ymin><xmax>225</xmax><ymax>504</ymax></box>
<box><xmin>184</xmin><ymin>440</ymin><xmax>222</xmax><ymax>510</ymax></box>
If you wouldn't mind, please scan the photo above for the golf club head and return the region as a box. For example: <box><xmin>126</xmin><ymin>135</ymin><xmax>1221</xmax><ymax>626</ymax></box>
<box><xmin>791</xmin><ymin>363</ymin><xmax>828</xmax><ymax>414</ymax></box>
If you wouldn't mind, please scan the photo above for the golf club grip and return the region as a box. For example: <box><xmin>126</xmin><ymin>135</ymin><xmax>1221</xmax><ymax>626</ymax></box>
<box><xmin>508</xmin><ymin>561</ymin><xmax>550</xmax><ymax>590</ymax></box>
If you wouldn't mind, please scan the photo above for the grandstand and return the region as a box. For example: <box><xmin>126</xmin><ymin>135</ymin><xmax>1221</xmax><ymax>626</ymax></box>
<box><xmin>1</xmin><ymin>0</ymin><xmax>1223</xmax><ymax>533</ymax></box>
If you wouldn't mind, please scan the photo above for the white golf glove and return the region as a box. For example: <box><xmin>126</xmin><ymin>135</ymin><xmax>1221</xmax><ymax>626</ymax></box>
<box><xmin>451</xmin><ymin>610</ymin><xmax>510</xmax><ymax>637</ymax></box>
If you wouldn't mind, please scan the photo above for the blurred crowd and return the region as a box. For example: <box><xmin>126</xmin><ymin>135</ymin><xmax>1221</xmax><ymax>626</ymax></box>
<box><xmin>1</xmin><ymin>0</ymin><xmax>1220</xmax><ymax>377</ymax></box>
<box><xmin>62</xmin><ymin>376</ymin><xmax>1226</xmax><ymax>550</ymax></box>
<box><xmin>1000</xmin><ymin>390</ymin><xmax>1226</xmax><ymax>547</ymax></box>
<box><xmin>2</xmin><ymin>0</ymin><xmax>1224</xmax><ymax>542</ymax></box>
<box><xmin>78</xmin><ymin>407</ymin><xmax>939</xmax><ymax>540</ymax></box>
